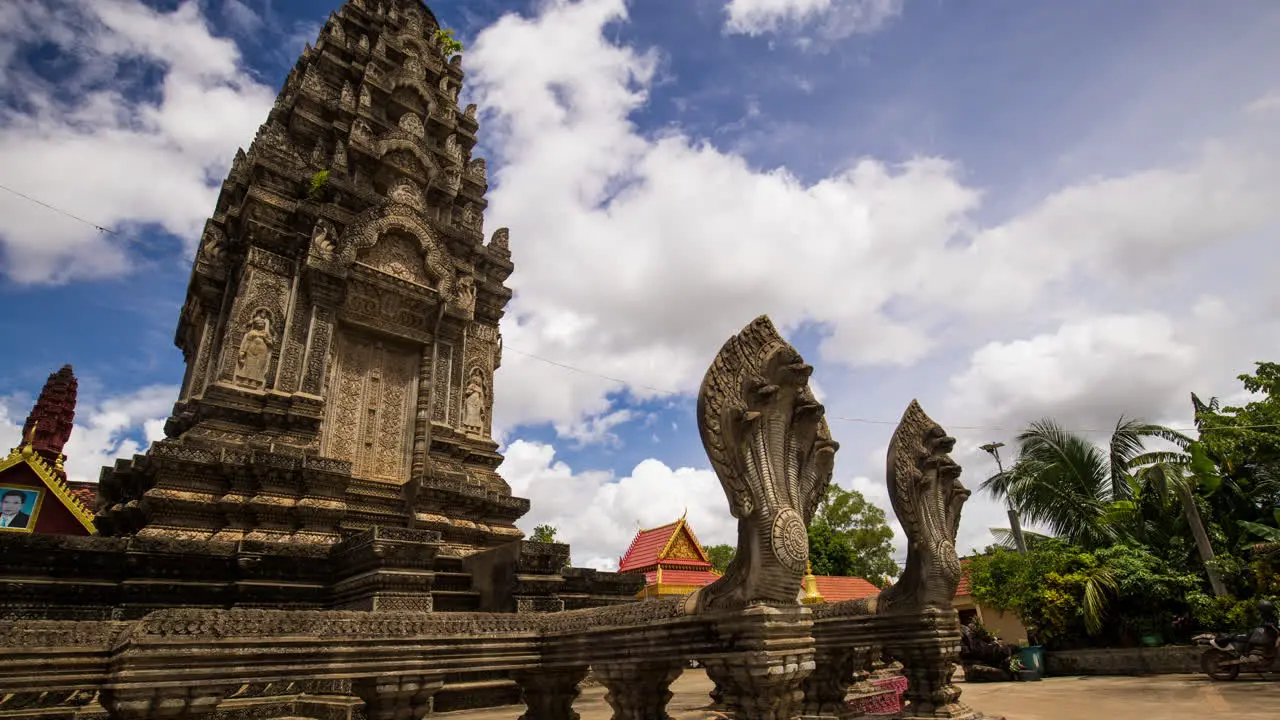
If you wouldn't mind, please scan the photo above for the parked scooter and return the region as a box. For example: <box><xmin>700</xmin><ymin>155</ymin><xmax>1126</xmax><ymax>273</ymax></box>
<box><xmin>1194</xmin><ymin>600</ymin><xmax>1279</xmax><ymax>681</ymax></box>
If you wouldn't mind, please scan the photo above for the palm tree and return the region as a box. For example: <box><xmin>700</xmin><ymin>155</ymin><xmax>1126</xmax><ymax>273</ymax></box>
<box><xmin>981</xmin><ymin>418</ymin><xmax>1190</xmax><ymax>549</ymax></box>
<box><xmin>1130</xmin><ymin>443</ymin><xmax>1228</xmax><ymax>597</ymax></box>
<box><xmin>983</xmin><ymin>415</ymin><xmax>1230</xmax><ymax>597</ymax></box>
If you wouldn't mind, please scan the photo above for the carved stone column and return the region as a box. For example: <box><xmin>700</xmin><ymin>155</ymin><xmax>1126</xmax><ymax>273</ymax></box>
<box><xmin>800</xmin><ymin>647</ymin><xmax>870</xmax><ymax>720</ymax></box>
<box><xmin>700</xmin><ymin>605</ymin><xmax>815</xmax><ymax>720</ymax></box>
<box><xmin>593</xmin><ymin>660</ymin><xmax>684</xmax><ymax>720</ymax></box>
<box><xmin>512</xmin><ymin>666</ymin><xmax>589</xmax><ymax>720</ymax></box>
<box><xmin>352</xmin><ymin>674</ymin><xmax>444</xmax><ymax>720</ymax></box>
<box><xmin>299</xmin><ymin>304</ymin><xmax>337</xmax><ymax>396</ymax></box>
<box><xmin>888</xmin><ymin>616</ymin><xmax>977</xmax><ymax>720</ymax></box>
<box><xmin>101</xmin><ymin>684</ymin><xmax>231</xmax><ymax>719</ymax></box>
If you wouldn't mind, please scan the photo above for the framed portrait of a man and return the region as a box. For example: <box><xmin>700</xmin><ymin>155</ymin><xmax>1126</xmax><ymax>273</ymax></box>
<box><xmin>0</xmin><ymin>486</ymin><xmax>42</xmax><ymax>532</ymax></box>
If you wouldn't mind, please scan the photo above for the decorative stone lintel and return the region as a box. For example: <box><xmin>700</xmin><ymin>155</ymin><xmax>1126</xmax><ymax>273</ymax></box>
<box><xmin>513</xmin><ymin>665</ymin><xmax>589</xmax><ymax>720</ymax></box>
<box><xmin>593</xmin><ymin>660</ymin><xmax>685</xmax><ymax>720</ymax></box>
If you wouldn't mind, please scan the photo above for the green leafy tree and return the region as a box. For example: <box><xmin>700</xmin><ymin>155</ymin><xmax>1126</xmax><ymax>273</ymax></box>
<box><xmin>1193</xmin><ymin>364</ymin><xmax>1280</xmax><ymax>547</ymax></box>
<box><xmin>807</xmin><ymin>485</ymin><xmax>899</xmax><ymax>586</ymax></box>
<box><xmin>705</xmin><ymin>543</ymin><xmax>735</xmax><ymax>573</ymax></box>
<box><xmin>966</xmin><ymin>541</ymin><xmax>1117</xmax><ymax>645</ymax></box>
<box><xmin>530</xmin><ymin>524</ymin><xmax>558</xmax><ymax>543</ymax></box>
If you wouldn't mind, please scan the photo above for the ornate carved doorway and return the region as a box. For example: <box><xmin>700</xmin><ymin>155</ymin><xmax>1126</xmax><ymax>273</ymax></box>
<box><xmin>321</xmin><ymin>329</ymin><xmax>420</xmax><ymax>483</ymax></box>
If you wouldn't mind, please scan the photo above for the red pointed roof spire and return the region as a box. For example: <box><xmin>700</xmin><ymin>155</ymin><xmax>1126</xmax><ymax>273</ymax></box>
<box><xmin>20</xmin><ymin>365</ymin><xmax>77</xmax><ymax>467</ymax></box>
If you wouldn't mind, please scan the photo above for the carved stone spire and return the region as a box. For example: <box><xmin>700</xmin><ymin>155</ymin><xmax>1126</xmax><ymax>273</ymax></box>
<box><xmin>20</xmin><ymin>365</ymin><xmax>77</xmax><ymax>468</ymax></box>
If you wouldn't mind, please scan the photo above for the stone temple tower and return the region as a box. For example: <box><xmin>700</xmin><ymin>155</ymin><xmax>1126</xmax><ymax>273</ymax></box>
<box><xmin>97</xmin><ymin>0</ymin><xmax>524</xmax><ymax>554</ymax></box>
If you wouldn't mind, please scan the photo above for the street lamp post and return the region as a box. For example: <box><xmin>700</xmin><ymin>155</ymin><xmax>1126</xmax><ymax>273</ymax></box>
<box><xmin>980</xmin><ymin>441</ymin><xmax>1028</xmax><ymax>554</ymax></box>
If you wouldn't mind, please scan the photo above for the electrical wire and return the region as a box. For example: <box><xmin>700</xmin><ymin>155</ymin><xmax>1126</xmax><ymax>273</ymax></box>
<box><xmin>5</xmin><ymin>183</ymin><xmax>1278</xmax><ymax>436</ymax></box>
<box><xmin>0</xmin><ymin>182</ymin><xmax>178</xmax><ymax>255</ymax></box>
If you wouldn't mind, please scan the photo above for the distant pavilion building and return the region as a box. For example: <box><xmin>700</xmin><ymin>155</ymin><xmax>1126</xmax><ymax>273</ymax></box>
<box><xmin>616</xmin><ymin>513</ymin><xmax>881</xmax><ymax>603</ymax></box>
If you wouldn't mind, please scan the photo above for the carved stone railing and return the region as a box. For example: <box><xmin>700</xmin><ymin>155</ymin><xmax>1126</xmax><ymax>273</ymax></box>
<box><xmin>0</xmin><ymin>316</ymin><xmax>985</xmax><ymax>720</ymax></box>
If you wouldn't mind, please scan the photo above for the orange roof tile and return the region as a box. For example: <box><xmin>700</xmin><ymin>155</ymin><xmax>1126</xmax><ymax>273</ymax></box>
<box><xmin>812</xmin><ymin>575</ymin><xmax>880</xmax><ymax>602</ymax></box>
<box><xmin>957</xmin><ymin>559</ymin><xmax>972</xmax><ymax>597</ymax></box>
<box><xmin>619</xmin><ymin>521</ymin><xmax>679</xmax><ymax>571</ymax></box>
<box><xmin>618</xmin><ymin>514</ymin><xmax>711</xmax><ymax>571</ymax></box>
<box><xmin>643</xmin><ymin>568</ymin><xmax>721</xmax><ymax>587</ymax></box>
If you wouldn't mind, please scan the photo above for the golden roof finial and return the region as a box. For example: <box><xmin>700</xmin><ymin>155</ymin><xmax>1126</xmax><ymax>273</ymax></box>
<box><xmin>20</xmin><ymin>421</ymin><xmax>38</xmax><ymax>458</ymax></box>
<box><xmin>801</xmin><ymin>559</ymin><xmax>824</xmax><ymax>605</ymax></box>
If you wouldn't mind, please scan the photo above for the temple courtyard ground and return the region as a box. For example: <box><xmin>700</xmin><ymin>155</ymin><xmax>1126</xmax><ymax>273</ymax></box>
<box><xmin>446</xmin><ymin>670</ymin><xmax>1280</xmax><ymax>719</ymax></box>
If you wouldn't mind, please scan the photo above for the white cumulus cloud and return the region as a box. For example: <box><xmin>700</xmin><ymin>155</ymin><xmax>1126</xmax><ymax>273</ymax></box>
<box><xmin>722</xmin><ymin>0</ymin><xmax>904</xmax><ymax>40</ymax></box>
<box><xmin>0</xmin><ymin>383</ymin><xmax>177</xmax><ymax>485</ymax></box>
<box><xmin>0</xmin><ymin>0</ymin><xmax>275</xmax><ymax>284</ymax></box>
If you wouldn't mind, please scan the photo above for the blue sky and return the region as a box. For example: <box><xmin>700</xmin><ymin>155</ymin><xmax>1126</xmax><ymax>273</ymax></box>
<box><xmin>2</xmin><ymin>0</ymin><xmax>1279</xmax><ymax>570</ymax></box>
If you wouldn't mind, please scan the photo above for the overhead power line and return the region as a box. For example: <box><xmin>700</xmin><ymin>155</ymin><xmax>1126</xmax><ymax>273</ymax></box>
<box><xmin>4</xmin><ymin>183</ymin><xmax>1277</xmax><ymax>437</ymax></box>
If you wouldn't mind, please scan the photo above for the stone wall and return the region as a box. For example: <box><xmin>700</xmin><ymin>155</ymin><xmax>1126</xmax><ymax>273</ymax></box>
<box><xmin>1046</xmin><ymin>646</ymin><xmax>1202</xmax><ymax>676</ymax></box>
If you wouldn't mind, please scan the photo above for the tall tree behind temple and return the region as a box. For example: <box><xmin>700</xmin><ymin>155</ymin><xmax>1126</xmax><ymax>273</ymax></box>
<box><xmin>705</xmin><ymin>543</ymin><xmax>735</xmax><ymax>573</ymax></box>
<box><xmin>808</xmin><ymin>485</ymin><xmax>899</xmax><ymax>586</ymax></box>
<box><xmin>1194</xmin><ymin>363</ymin><xmax>1280</xmax><ymax>548</ymax></box>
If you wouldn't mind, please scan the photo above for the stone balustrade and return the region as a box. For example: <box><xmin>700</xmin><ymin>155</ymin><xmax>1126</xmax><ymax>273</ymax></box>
<box><xmin>0</xmin><ymin>600</ymin><xmax>974</xmax><ymax>720</ymax></box>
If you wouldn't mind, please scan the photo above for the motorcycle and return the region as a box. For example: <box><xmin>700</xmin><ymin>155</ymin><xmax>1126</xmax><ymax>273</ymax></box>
<box><xmin>1194</xmin><ymin>600</ymin><xmax>1279</xmax><ymax>681</ymax></box>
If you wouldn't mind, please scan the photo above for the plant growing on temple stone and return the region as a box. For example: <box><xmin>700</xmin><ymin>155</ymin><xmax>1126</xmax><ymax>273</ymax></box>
<box><xmin>435</xmin><ymin>28</ymin><xmax>463</xmax><ymax>59</ymax></box>
<box><xmin>807</xmin><ymin>484</ymin><xmax>899</xmax><ymax>585</ymax></box>
<box><xmin>705</xmin><ymin>543</ymin><xmax>735</xmax><ymax>573</ymax></box>
<box><xmin>530</xmin><ymin>524</ymin><xmax>557</xmax><ymax>543</ymax></box>
<box><xmin>308</xmin><ymin>170</ymin><xmax>330</xmax><ymax>201</ymax></box>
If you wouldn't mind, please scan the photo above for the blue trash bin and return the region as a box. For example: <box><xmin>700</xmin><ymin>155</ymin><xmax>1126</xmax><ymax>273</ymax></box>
<box><xmin>1017</xmin><ymin>646</ymin><xmax>1045</xmax><ymax>680</ymax></box>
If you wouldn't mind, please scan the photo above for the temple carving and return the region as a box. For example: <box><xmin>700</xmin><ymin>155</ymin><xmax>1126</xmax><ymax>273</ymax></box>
<box><xmin>0</xmin><ymin>2</ymin><xmax>990</xmax><ymax>718</ymax></box>
<box><xmin>95</xmin><ymin>0</ymin><xmax>521</xmax><ymax>554</ymax></box>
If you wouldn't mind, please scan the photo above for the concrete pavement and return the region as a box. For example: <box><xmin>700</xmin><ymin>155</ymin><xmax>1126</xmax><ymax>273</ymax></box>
<box><xmin>440</xmin><ymin>670</ymin><xmax>1280</xmax><ymax>719</ymax></box>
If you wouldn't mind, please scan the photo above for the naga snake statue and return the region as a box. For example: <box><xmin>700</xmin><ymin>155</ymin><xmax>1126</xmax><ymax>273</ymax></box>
<box><xmin>685</xmin><ymin>315</ymin><xmax>971</xmax><ymax>617</ymax></box>
<box><xmin>685</xmin><ymin>315</ymin><xmax>839</xmax><ymax>612</ymax></box>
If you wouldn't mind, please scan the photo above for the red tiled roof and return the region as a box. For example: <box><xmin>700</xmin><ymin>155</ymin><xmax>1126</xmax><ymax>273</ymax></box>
<box><xmin>619</xmin><ymin>521</ymin><xmax>679</xmax><ymax>572</ymax></box>
<box><xmin>957</xmin><ymin>559</ymin><xmax>972</xmax><ymax>597</ymax></box>
<box><xmin>618</xmin><ymin>515</ymin><xmax>712</xmax><ymax>571</ymax></box>
<box><xmin>813</xmin><ymin>575</ymin><xmax>880</xmax><ymax>602</ymax></box>
<box><xmin>643</xmin><ymin>568</ymin><xmax>721</xmax><ymax>587</ymax></box>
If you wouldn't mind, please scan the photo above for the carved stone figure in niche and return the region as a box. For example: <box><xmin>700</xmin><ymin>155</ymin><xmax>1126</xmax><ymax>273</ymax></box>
<box><xmin>442</xmin><ymin>167</ymin><xmax>461</xmax><ymax>193</ymax></box>
<box><xmin>462</xmin><ymin>368</ymin><xmax>485</xmax><ymax>433</ymax></box>
<box><xmin>340</xmin><ymin>82</ymin><xmax>355</xmax><ymax>110</ymax></box>
<box><xmin>404</xmin><ymin>56</ymin><xmax>425</xmax><ymax>80</ymax></box>
<box><xmin>310</xmin><ymin>139</ymin><xmax>327</xmax><ymax>167</ymax></box>
<box><xmin>359</xmin><ymin>85</ymin><xmax>372</xmax><ymax>110</ymax></box>
<box><xmin>443</xmin><ymin>134</ymin><xmax>460</xmax><ymax>161</ymax></box>
<box><xmin>311</xmin><ymin>219</ymin><xmax>337</xmax><ymax>260</ymax></box>
<box><xmin>331</xmin><ymin>140</ymin><xmax>348</xmax><ymax>173</ymax></box>
<box><xmin>398</xmin><ymin>112</ymin><xmax>425</xmax><ymax>138</ymax></box>
<box><xmin>234</xmin><ymin>309</ymin><xmax>275</xmax><ymax>390</ymax></box>
<box><xmin>351</xmin><ymin>118</ymin><xmax>372</xmax><ymax>143</ymax></box>
<box><xmin>388</xmin><ymin>178</ymin><xmax>426</xmax><ymax>212</ymax></box>
<box><xmin>454</xmin><ymin>274</ymin><xmax>476</xmax><ymax>313</ymax></box>
<box><xmin>199</xmin><ymin>224</ymin><xmax>225</xmax><ymax>264</ymax></box>
<box><xmin>489</xmin><ymin>227</ymin><xmax>510</xmax><ymax>253</ymax></box>
<box><xmin>358</xmin><ymin>35</ymin><xmax>369</xmax><ymax>53</ymax></box>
